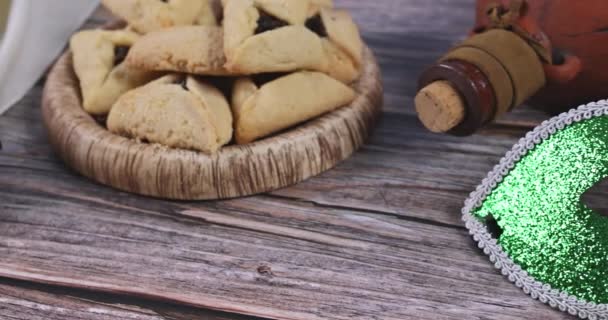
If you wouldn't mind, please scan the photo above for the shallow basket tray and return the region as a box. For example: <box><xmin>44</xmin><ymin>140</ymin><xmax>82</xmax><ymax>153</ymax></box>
<box><xmin>41</xmin><ymin>46</ymin><xmax>383</xmax><ymax>200</ymax></box>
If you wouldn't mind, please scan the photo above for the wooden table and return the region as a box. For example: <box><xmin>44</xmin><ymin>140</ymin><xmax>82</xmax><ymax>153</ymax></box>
<box><xmin>0</xmin><ymin>2</ymin><xmax>576</xmax><ymax>319</ymax></box>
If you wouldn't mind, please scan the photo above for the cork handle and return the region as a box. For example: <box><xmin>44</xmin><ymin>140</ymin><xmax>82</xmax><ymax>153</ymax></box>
<box><xmin>415</xmin><ymin>81</ymin><xmax>465</xmax><ymax>133</ymax></box>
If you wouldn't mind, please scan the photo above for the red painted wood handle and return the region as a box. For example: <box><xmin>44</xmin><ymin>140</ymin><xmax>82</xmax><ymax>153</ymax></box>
<box><xmin>544</xmin><ymin>55</ymin><xmax>583</xmax><ymax>85</ymax></box>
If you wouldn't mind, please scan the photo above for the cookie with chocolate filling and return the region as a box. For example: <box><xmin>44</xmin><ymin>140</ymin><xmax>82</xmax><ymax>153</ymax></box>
<box><xmin>101</xmin><ymin>0</ymin><xmax>219</xmax><ymax>34</ymax></box>
<box><xmin>107</xmin><ymin>74</ymin><xmax>233</xmax><ymax>153</ymax></box>
<box><xmin>231</xmin><ymin>71</ymin><xmax>356</xmax><ymax>144</ymax></box>
<box><xmin>223</xmin><ymin>0</ymin><xmax>327</xmax><ymax>73</ymax></box>
<box><xmin>223</xmin><ymin>0</ymin><xmax>362</xmax><ymax>83</ymax></box>
<box><xmin>70</xmin><ymin>29</ymin><xmax>159</xmax><ymax>115</ymax></box>
<box><xmin>126</xmin><ymin>26</ymin><xmax>231</xmax><ymax>75</ymax></box>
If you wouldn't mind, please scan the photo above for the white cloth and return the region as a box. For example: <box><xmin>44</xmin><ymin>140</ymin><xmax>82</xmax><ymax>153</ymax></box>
<box><xmin>0</xmin><ymin>0</ymin><xmax>99</xmax><ymax>115</ymax></box>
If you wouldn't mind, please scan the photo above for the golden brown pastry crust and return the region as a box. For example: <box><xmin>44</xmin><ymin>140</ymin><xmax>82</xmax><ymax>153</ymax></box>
<box><xmin>101</xmin><ymin>0</ymin><xmax>219</xmax><ymax>34</ymax></box>
<box><xmin>318</xmin><ymin>8</ymin><xmax>363</xmax><ymax>83</ymax></box>
<box><xmin>231</xmin><ymin>71</ymin><xmax>356</xmax><ymax>144</ymax></box>
<box><xmin>126</xmin><ymin>26</ymin><xmax>232</xmax><ymax>75</ymax></box>
<box><xmin>223</xmin><ymin>0</ymin><xmax>363</xmax><ymax>83</ymax></box>
<box><xmin>223</xmin><ymin>0</ymin><xmax>326</xmax><ymax>74</ymax></box>
<box><xmin>107</xmin><ymin>75</ymin><xmax>233</xmax><ymax>153</ymax></box>
<box><xmin>70</xmin><ymin>29</ymin><xmax>158</xmax><ymax>115</ymax></box>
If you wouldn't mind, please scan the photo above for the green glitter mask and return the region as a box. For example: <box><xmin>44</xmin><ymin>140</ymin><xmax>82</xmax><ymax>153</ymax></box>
<box><xmin>463</xmin><ymin>102</ymin><xmax>608</xmax><ymax>318</ymax></box>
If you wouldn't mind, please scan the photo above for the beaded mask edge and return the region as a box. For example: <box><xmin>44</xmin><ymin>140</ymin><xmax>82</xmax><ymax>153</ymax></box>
<box><xmin>462</xmin><ymin>99</ymin><xmax>608</xmax><ymax>320</ymax></box>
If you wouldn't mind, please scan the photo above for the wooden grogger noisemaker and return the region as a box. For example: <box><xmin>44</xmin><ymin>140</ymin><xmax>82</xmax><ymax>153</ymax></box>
<box><xmin>415</xmin><ymin>0</ymin><xmax>603</xmax><ymax>135</ymax></box>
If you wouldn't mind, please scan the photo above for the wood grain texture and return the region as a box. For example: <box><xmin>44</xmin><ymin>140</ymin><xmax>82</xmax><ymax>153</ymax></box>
<box><xmin>0</xmin><ymin>1</ymin><xmax>579</xmax><ymax>320</ymax></box>
<box><xmin>0</xmin><ymin>185</ymin><xmax>568</xmax><ymax>320</ymax></box>
<box><xmin>41</xmin><ymin>49</ymin><xmax>382</xmax><ymax>200</ymax></box>
<box><xmin>0</xmin><ymin>278</ymin><xmax>262</xmax><ymax>320</ymax></box>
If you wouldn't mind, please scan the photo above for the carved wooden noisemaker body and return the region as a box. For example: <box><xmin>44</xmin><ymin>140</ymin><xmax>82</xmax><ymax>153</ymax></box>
<box><xmin>415</xmin><ymin>0</ymin><xmax>608</xmax><ymax>135</ymax></box>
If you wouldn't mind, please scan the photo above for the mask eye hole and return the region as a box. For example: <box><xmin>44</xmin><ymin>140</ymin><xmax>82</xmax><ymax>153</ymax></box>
<box><xmin>582</xmin><ymin>177</ymin><xmax>608</xmax><ymax>217</ymax></box>
<box><xmin>484</xmin><ymin>214</ymin><xmax>503</xmax><ymax>239</ymax></box>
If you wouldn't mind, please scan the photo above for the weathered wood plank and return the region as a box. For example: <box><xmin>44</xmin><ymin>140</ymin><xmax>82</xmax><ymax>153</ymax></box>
<box><xmin>0</xmin><ymin>278</ymin><xmax>263</xmax><ymax>320</ymax></box>
<box><xmin>0</xmin><ymin>173</ymin><xmax>569</xmax><ymax>319</ymax></box>
<box><xmin>271</xmin><ymin>114</ymin><xmax>527</xmax><ymax>227</ymax></box>
<box><xmin>0</xmin><ymin>1</ymin><xmax>581</xmax><ymax>319</ymax></box>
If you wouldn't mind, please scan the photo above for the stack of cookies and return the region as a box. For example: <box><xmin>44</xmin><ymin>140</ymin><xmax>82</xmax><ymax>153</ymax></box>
<box><xmin>70</xmin><ymin>0</ymin><xmax>364</xmax><ymax>154</ymax></box>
